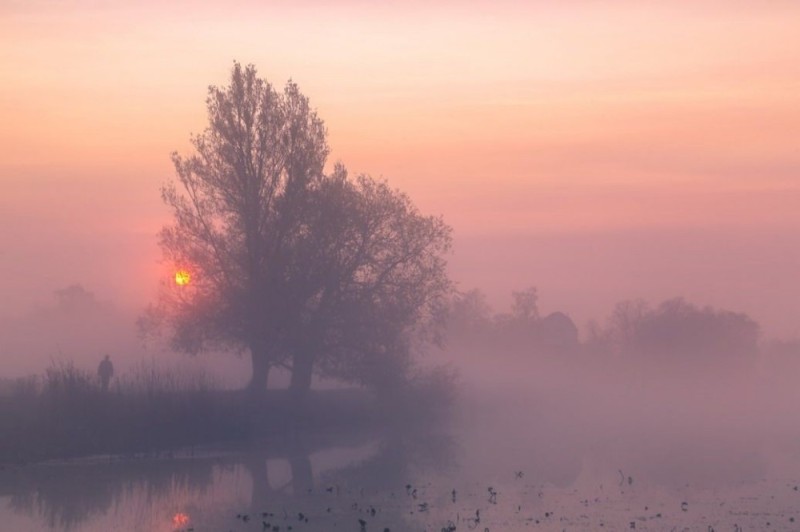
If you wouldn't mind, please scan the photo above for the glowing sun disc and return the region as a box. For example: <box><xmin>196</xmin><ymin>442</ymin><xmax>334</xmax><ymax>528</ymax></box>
<box><xmin>175</xmin><ymin>270</ymin><xmax>191</xmax><ymax>286</ymax></box>
<box><xmin>172</xmin><ymin>512</ymin><xmax>190</xmax><ymax>526</ymax></box>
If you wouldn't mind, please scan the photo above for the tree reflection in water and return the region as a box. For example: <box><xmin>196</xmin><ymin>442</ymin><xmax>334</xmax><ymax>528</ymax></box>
<box><xmin>0</xmin><ymin>420</ymin><xmax>771</xmax><ymax>531</ymax></box>
<box><xmin>0</xmin><ymin>423</ymin><xmax>455</xmax><ymax>531</ymax></box>
<box><xmin>241</xmin><ymin>426</ymin><xmax>456</xmax><ymax>530</ymax></box>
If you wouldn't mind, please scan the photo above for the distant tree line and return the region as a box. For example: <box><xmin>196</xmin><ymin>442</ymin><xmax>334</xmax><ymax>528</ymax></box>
<box><xmin>588</xmin><ymin>297</ymin><xmax>760</xmax><ymax>363</ymax></box>
<box><xmin>447</xmin><ymin>288</ymin><xmax>762</xmax><ymax>366</ymax></box>
<box><xmin>447</xmin><ymin>286</ymin><xmax>579</xmax><ymax>354</ymax></box>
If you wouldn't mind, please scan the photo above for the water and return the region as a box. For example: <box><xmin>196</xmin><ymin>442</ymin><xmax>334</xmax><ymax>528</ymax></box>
<box><xmin>3</xmin><ymin>384</ymin><xmax>800</xmax><ymax>531</ymax></box>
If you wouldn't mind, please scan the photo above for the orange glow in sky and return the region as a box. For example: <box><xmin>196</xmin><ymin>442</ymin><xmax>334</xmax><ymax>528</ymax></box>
<box><xmin>1</xmin><ymin>1</ymin><xmax>799</xmax><ymax>337</ymax></box>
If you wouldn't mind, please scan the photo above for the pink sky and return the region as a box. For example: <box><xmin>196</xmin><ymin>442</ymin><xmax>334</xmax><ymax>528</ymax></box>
<box><xmin>1</xmin><ymin>1</ymin><xmax>799</xmax><ymax>337</ymax></box>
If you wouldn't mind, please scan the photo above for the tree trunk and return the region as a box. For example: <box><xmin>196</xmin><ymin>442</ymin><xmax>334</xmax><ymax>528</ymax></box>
<box><xmin>248</xmin><ymin>349</ymin><xmax>271</xmax><ymax>393</ymax></box>
<box><xmin>289</xmin><ymin>352</ymin><xmax>314</xmax><ymax>401</ymax></box>
<box><xmin>289</xmin><ymin>452</ymin><xmax>313</xmax><ymax>493</ymax></box>
<box><xmin>243</xmin><ymin>453</ymin><xmax>273</xmax><ymax>509</ymax></box>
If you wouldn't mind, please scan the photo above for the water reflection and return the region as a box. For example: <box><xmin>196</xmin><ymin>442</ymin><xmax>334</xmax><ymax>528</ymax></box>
<box><xmin>2</xmin><ymin>455</ymin><xmax>215</xmax><ymax>530</ymax></box>
<box><xmin>0</xmin><ymin>424</ymin><xmax>455</xmax><ymax>531</ymax></box>
<box><xmin>461</xmin><ymin>390</ymin><xmax>774</xmax><ymax>492</ymax></box>
<box><xmin>0</xmin><ymin>413</ymin><xmax>789</xmax><ymax>531</ymax></box>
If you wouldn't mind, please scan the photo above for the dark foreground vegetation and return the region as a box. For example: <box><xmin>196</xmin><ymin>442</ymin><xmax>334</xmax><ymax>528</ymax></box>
<box><xmin>0</xmin><ymin>361</ymin><xmax>454</xmax><ymax>465</ymax></box>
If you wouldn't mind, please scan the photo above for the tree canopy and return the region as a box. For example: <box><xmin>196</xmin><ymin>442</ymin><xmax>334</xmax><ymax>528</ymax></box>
<box><xmin>144</xmin><ymin>62</ymin><xmax>452</xmax><ymax>394</ymax></box>
<box><xmin>597</xmin><ymin>297</ymin><xmax>760</xmax><ymax>362</ymax></box>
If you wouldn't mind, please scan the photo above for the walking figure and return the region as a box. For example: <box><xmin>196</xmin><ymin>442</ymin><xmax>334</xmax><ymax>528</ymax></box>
<box><xmin>97</xmin><ymin>354</ymin><xmax>114</xmax><ymax>392</ymax></box>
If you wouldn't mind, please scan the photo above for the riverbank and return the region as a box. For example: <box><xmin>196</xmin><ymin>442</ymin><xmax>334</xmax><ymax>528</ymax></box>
<box><xmin>0</xmin><ymin>363</ymin><xmax>452</xmax><ymax>464</ymax></box>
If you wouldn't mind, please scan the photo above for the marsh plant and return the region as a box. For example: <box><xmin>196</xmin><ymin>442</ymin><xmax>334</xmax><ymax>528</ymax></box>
<box><xmin>0</xmin><ymin>357</ymin><xmax>452</xmax><ymax>464</ymax></box>
<box><xmin>0</xmin><ymin>359</ymin><xmax>228</xmax><ymax>462</ymax></box>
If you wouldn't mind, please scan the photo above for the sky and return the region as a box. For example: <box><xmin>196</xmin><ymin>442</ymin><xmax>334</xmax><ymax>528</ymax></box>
<box><xmin>1</xmin><ymin>0</ymin><xmax>799</xmax><ymax>338</ymax></box>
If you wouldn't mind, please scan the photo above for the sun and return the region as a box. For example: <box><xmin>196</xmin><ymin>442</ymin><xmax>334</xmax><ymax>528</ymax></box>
<box><xmin>172</xmin><ymin>512</ymin><xmax>190</xmax><ymax>527</ymax></box>
<box><xmin>175</xmin><ymin>269</ymin><xmax>191</xmax><ymax>286</ymax></box>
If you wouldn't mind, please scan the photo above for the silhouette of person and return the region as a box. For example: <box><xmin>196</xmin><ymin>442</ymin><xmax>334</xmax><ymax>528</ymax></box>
<box><xmin>97</xmin><ymin>354</ymin><xmax>114</xmax><ymax>392</ymax></box>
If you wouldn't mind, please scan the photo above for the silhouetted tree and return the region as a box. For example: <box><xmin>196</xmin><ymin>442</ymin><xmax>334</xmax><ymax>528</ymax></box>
<box><xmin>144</xmin><ymin>62</ymin><xmax>452</xmax><ymax>395</ymax></box>
<box><xmin>510</xmin><ymin>286</ymin><xmax>539</xmax><ymax>322</ymax></box>
<box><xmin>494</xmin><ymin>286</ymin><xmax>540</xmax><ymax>342</ymax></box>
<box><xmin>280</xmin><ymin>167</ymin><xmax>452</xmax><ymax>397</ymax></box>
<box><xmin>54</xmin><ymin>285</ymin><xmax>98</xmax><ymax>313</ymax></box>
<box><xmin>599</xmin><ymin>297</ymin><xmax>759</xmax><ymax>362</ymax></box>
<box><xmin>607</xmin><ymin>299</ymin><xmax>649</xmax><ymax>349</ymax></box>
<box><xmin>447</xmin><ymin>288</ymin><xmax>493</xmax><ymax>333</ymax></box>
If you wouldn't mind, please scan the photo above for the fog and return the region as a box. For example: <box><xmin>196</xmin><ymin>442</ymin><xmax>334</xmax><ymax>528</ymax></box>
<box><xmin>2</xmin><ymin>218</ymin><xmax>799</xmax><ymax>454</ymax></box>
<box><xmin>3</xmin><ymin>166</ymin><xmax>800</xmax><ymax>531</ymax></box>
<box><xmin>2</xmin><ymin>224</ymin><xmax>798</xmax><ymax>377</ymax></box>
<box><xmin>2</xmin><ymin>181</ymin><xmax>799</xmax><ymax>341</ymax></box>
<box><xmin>4</xmin><ymin>275</ymin><xmax>800</xmax><ymax>528</ymax></box>
<box><xmin>3</xmin><ymin>1</ymin><xmax>800</xmax><ymax>529</ymax></box>
<box><xmin>3</xmin><ymin>233</ymin><xmax>800</xmax><ymax>527</ymax></box>
<box><xmin>434</xmin><ymin>293</ymin><xmax>800</xmax><ymax>492</ymax></box>
<box><xmin>4</xmin><ymin>274</ymin><xmax>800</xmax><ymax>483</ymax></box>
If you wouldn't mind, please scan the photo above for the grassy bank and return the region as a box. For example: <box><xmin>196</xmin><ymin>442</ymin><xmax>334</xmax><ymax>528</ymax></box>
<box><xmin>0</xmin><ymin>362</ymin><xmax>451</xmax><ymax>464</ymax></box>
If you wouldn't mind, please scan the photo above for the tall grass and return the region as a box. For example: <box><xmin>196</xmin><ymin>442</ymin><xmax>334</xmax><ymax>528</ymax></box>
<box><xmin>0</xmin><ymin>357</ymin><xmax>452</xmax><ymax>464</ymax></box>
<box><xmin>115</xmin><ymin>359</ymin><xmax>219</xmax><ymax>396</ymax></box>
<box><xmin>0</xmin><ymin>360</ymin><xmax>238</xmax><ymax>463</ymax></box>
